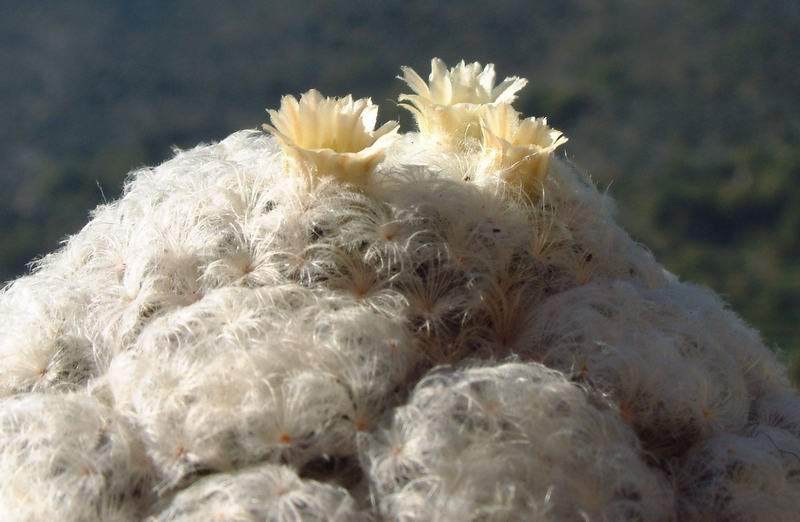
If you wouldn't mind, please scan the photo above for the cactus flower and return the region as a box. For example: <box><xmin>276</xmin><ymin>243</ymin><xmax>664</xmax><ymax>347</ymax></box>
<box><xmin>263</xmin><ymin>89</ymin><xmax>399</xmax><ymax>185</ymax></box>
<box><xmin>479</xmin><ymin>103</ymin><xmax>567</xmax><ymax>192</ymax></box>
<box><xmin>399</xmin><ymin>58</ymin><xmax>527</xmax><ymax>146</ymax></box>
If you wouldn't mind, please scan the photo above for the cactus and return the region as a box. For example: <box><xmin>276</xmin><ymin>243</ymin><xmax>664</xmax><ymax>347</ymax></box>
<box><xmin>0</xmin><ymin>58</ymin><xmax>797</xmax><ymax>521</ymax></box>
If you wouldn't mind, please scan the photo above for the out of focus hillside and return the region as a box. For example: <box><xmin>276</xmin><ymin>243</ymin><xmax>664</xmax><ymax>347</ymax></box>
<box><xmin>1</xmin><ymin>1</ymin><xmax>798</xmax><ymax>362</ymax></box>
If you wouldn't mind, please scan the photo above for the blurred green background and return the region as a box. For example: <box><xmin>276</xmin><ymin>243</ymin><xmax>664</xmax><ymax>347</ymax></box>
<box><xmin>1</xmin><ymin>1</ymin><xmax>798</xmax><ymax>373</ymax></box>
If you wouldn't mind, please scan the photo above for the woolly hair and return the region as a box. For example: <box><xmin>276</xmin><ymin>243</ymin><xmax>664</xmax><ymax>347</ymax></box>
<box><xmin>147</xmin><ymin>464</ymin><xmax>364</xmax><ymax>522</ymax></box>
<box><xmin>0</xmin><ymin>58</ymin><xmax>798</xmax><ymax>521</ymax></box>
<box><xmin>360</xmin><ymin>362</ymin><xmax>675</xmax><ymax>521</ymax></box>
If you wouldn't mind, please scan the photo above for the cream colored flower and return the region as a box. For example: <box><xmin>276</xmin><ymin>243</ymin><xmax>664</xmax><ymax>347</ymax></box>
<box><xmin>263</xmin><ymin>89</ymin><xmax>399</xmax><ymax>185</ymax></box>
<box><xmin>479</xmin><ymin>103</ymin><xmax>567</xmax><ymax>191</ymax></box>
<box><xmin>399</xmin><ymin>58</ymin><xmax>528</xmax><ymax>145</ymax></box>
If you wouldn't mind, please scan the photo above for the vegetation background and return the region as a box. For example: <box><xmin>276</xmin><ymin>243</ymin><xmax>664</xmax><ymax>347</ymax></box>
<box><xmin>1</xmin><ymin>1</ymin><xmax>798</xmax><ymax>376</ymax></box>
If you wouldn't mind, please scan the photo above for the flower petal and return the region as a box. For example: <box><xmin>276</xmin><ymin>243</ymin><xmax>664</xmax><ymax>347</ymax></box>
<box><xmin>399</xmin><ymin>66</ymin><xmax>430</xmax><ymax>98</ymax></box>
<box><xmin>429</xmin><ymin>58</ymin><xmax>453</xmax><ymax>105</ymax></box>
<box><xmin>492</xmin><ymin>77</ymin><xmax>528</xmax><ymax>104</ymax></box>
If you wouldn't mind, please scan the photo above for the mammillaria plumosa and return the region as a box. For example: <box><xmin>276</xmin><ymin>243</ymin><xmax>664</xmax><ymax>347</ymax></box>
<box><xmin>0</xmin><ymin>58</ymin><xmax>798</xmax><ymax>521</ymax></box>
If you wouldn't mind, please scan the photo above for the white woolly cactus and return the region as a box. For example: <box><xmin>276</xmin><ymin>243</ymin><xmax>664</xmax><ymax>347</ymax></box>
<box><xmin>0</xmin><ymin>58</ymin><xmax>798</xmax><ymax>521</ymax></box>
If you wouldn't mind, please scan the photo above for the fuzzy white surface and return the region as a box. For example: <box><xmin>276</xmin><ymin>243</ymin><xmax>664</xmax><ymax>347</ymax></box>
<box><xmin>1</xmin><ymin>129</ymin><xmax>797</xmax><ymax>521</ymax></box>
